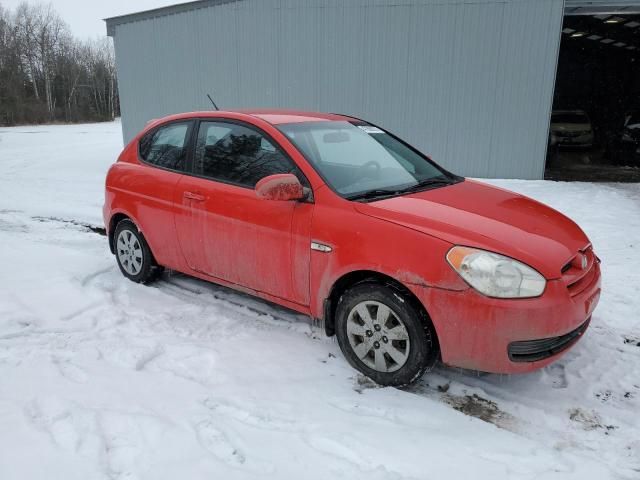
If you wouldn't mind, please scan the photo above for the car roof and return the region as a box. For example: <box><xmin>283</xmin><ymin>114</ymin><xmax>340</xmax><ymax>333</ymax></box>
<box><xmin>237</xmin><ymin>109</ymin><xmax>354</xmax><ymax>125</ymax></box>
<box><xmin>152</xmin><ymin>109</ymin><xmax>356</xmax><ymax>127</ymax></box>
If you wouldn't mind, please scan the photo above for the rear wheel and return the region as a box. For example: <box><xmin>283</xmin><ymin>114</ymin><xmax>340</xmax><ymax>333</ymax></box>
<box><xmin>335</xmin><ymin>282</ymin><xmax>438</xmax><ymax>387</ymax></box>
<box><xmin>114</xmin><ymin>219</ymin><xmax>163</xmax><ymax>284</ymax></box>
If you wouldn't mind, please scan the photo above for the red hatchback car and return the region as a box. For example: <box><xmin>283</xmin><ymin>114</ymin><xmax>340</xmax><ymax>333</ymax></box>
<box><xmin>104</xmin><ymin>110</ymin><xmax>601</xmax><ymax>386</ymax></box>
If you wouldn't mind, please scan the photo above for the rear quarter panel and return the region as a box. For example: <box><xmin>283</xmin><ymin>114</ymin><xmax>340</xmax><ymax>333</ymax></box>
<box><xmin>104</xmin><ymin>142</ymin><xmax>185</xmax><ymax>270</ymax></box>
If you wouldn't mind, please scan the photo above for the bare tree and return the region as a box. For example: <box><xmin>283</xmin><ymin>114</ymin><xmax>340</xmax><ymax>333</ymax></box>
<box><xmin>14</xmin><ymin>3</ymin><xmax>41</xmax><ymax>101</ymax></box>
<box><xmin>0</xmin><ymin>1</ymin><xmax>120</xmax><ymax>125</ymax></box>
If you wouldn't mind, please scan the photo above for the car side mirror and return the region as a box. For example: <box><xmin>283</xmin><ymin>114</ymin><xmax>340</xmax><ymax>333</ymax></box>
<box><xmin>255</xmin><ymin>174</ymin><xmax>306</xmax><ymax>201</ymax></box>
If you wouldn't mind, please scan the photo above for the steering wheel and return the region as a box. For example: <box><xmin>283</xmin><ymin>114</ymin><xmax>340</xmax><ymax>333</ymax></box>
<box><xmin>358</xmin><ymin>160</ymin><xmax>381</xmax><ymax>179</ymax></box>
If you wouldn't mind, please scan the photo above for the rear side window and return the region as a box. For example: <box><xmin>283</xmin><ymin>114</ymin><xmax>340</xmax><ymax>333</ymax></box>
<box><xmin>139</xmin><ymin>122</ymin><xmax>191</xmax><ymax>171</ymax></box>
<box><xmin>194</xmin><ymin>121</ymin><xmax>301</xmax><ymax>188</ymax></box>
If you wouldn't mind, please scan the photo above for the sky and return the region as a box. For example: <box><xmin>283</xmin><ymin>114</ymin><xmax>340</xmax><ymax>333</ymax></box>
<box><xmin>0</xmin><ymin>0</ymin><xmax>192</xmax><ymax>39</ymax></box>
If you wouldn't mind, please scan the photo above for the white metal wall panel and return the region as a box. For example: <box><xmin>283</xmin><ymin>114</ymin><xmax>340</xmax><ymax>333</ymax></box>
<box><xmin>113</xmin><ymin>0</ymin><xmax>564</xmax><ymax>179</ymax></box>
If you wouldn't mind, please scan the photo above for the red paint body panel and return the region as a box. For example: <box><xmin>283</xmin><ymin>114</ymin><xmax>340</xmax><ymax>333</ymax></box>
<box><xmin>104</xmin><ymin>155</ymin><xmax>184</xmax><ymax>269</ymax></box>
<box><xmin>355</xmin><ymin>179</ymin><xmax>590</xmax><ymax>280</ymax></box>
<box><xmin>173</xmin><ymin>174</ymin><xmax>311</xmax><ymax>304</ymax></box>
<box><xmin>104</xmin><ymin>109</ymin><xmax>602</xmax><ymax>374</ymax></box>
<box><xmin>413</xmin><ymin>262</ymin><xmax>601</xmax><ymax>372</ymax></box>
<box><xmin>307</xmin><ymin>185</ymin><xmax>468</xmax><ymax>320</ymax></box>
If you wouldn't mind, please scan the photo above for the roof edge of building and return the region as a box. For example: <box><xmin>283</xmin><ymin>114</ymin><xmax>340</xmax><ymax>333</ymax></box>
<box><xmin>104</xmin><ymin>0</ymin><xmax>242</xmax><ymax>37</ymax></box>
<box><xmin>105</xmin><ymin>1</ymin><xmax>640</xmax><ymax>37</ymax></box>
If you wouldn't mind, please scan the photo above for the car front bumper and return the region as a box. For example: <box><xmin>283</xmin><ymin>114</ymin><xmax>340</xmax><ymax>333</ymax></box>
<box><xmin>412</xmin><ymin>261</ymin><xmax>601</xmax><ymax>374</ymax></box>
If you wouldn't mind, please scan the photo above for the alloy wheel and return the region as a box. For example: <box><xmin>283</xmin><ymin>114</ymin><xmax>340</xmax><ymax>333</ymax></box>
<box><xmin>346</xmin><ymin>300</ymin><xmax>410</xmax><ymax>373</ymax></box>
<box><xmin>116</xmin><ymin>229</ymin><xmax>143</xmax><ymax>276</ymax></box>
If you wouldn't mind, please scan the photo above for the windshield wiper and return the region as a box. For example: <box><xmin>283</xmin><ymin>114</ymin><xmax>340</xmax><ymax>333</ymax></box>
<box><xmin>346</xmin><ymin>178</ymin><xmax>457</xmax><ymax>202</ymax></box>
<box><xmin>345</xmin><ymin>189</ymin><xmax>401</xmax><ymax>201</ymax></box>
<box><xmin>398</xmin><ymin>178</ymin><xmax>455</xmax><ymax>194</ymax></box>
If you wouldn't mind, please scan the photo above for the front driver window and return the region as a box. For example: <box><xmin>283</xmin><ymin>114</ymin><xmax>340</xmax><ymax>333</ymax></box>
<box><xmin>194</xmin><ymin>121</ymin><xmax>301</xmax><ymax>188</ymax></box>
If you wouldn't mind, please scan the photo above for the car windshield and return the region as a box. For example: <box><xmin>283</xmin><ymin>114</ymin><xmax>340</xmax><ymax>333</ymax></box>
<box><xmin>552</xmin><ymin>113</ymin><xmax>589</xmax><ymax>124</ymax></box>
<box><xmin>277</xmin><ymin>121</ymin><xmax>456</xmax><ymax>199</ymax></box>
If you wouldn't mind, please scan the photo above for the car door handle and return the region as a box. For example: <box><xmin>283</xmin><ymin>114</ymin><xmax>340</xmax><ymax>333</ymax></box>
<box><xmin>184</xmin><ymin>191</ymin><xmax>205</xmax><ymax>202</ymax></box>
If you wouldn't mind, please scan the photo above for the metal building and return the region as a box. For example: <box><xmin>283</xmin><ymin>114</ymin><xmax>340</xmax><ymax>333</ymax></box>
<box><xmin>106</xmin><ymin>0</ymin><xmax>640</xmax><ymax>179</ymax></box>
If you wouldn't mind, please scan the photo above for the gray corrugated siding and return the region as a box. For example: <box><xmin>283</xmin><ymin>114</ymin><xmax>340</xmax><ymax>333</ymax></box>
<box><xmin>112</xmin><ymin>0</ymin><xmax>564</xmax><ymax>179</ymax></box>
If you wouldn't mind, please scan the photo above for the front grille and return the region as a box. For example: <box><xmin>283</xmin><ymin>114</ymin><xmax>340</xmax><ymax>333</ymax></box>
<box><xmin>562</xmin><ymin>246</ymin><xmax>598</xmax><ymax>297</ymax></box>
<box><xmin>508</xmin><ymin>318</ymin><xmax>590</xmax><ymax>362</ymax></box>
<box><xmin>567</xmin><ymin>265</ymin><xmax>597</xmax><ymax>296</ymax></box>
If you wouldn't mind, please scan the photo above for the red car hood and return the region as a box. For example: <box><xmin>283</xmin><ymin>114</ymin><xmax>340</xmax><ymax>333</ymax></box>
<box><xmin>354</xmin><ymin>179</ymin><xmax>589</xmax><ymax>279</ymax></box>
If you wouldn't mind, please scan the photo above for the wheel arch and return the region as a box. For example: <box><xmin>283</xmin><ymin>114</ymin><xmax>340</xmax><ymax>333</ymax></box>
<box><xmin>107</xmin><ymin>211</ymin><xmax>131</xmax><ymax>254</ymax></box>
<box><xmin>107</xmin><ymin>211</ymin><xmax>156</xmax><ymax>263</ymax></box>
<box><xmin>322</xmin><ymin>270</ymin><xmax>436</xmax><ymax>346</ymax></box>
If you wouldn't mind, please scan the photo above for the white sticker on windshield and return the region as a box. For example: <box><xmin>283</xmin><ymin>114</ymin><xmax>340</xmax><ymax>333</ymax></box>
<box><xmin>358</xmin><ymin>125</ymin><xmax>384</xmax><ymax>134</ymax></box>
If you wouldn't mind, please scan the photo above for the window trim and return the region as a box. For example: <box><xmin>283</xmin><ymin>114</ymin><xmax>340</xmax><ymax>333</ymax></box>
<box><xmin>188</xmin><ymin>117</ymin><xmax>313</xmax><ymax>194</ymax></box>
<box><xmin>137</xmin><ymin>119</ymin><xmax>195</xmax><ymax>174</ymax></box>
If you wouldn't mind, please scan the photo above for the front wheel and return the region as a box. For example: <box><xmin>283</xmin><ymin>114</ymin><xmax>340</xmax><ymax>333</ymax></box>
<box><xmin>335</xmin><ymin>282</ymin><xmax>439</xmax><ymax>387</ymax></box>
<box><xmin>114</xmin><ymin>219</ymin><xmax>163</xmax><ymax>284</ymax></box>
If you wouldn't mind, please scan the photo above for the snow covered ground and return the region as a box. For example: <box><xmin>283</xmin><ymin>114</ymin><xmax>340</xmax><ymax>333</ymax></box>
<box><xmin>0</xmin><ymin>120</ymin><xmax>638</xmax><ymax>479</ymax></box>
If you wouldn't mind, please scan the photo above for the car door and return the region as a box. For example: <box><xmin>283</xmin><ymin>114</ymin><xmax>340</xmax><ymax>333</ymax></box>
<box><xmin>174</xmin><ymin>119</ymin><xmax>313</xmax><ymax>305</ymax></box>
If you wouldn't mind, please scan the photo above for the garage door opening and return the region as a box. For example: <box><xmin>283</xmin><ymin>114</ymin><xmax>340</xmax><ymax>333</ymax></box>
<box><xmin>545</xmin><ymin>10</ymin><xmax>640</xmax><ymax>182</ymax></box>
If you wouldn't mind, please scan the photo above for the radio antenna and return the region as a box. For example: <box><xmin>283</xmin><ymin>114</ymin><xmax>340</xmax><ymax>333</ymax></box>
<box><xmin>206</xmin><ymin>93</ymin><xmax>219</xmax><ymax>111</ymax></box>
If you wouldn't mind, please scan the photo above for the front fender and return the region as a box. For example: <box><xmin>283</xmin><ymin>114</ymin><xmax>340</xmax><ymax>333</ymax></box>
<box><xmin>309</xmin><ymin>198</ymin><xmax>467</xmax><ymax>319</ymax></box>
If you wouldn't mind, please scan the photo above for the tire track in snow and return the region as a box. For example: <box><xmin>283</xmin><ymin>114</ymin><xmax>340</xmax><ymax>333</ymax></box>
<box><xmin>31</xmin><ymin>216</ymin><xmax>106</xmax><ymax>236</ymax></box>
<box><xmin>52</xmin><ymin>356</ymin><xmax>89</xmax><ymax>384</ymax></box>
<box><xmin>193</xmin><ymin>417</ymin><xmax>276</xmax><ymax>473</ymax></box>
<box><xmin>159</xmin><ymin>274</ymin><xmax>313</xmax><ymax>333</ymax></box>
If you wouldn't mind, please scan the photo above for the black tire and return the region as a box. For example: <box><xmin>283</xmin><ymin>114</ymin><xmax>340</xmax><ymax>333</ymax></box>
<box><xmin>113</xmin><ymin>219</ymin><xmax>163</xmax><ymax>284</ymax></box>
<box><xmin>335</xmin><ymin>282</ymin><xmax>439</xmax><ymax>387</ymax></box>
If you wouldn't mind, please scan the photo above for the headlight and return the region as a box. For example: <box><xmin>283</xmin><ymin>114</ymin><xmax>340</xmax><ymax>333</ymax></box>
<box><xmin>446</xmin><ymin>246</ymin><xmax>546</xmax><ymax>298</ymax></box>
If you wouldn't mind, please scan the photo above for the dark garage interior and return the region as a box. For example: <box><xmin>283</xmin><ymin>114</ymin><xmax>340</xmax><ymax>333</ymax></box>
<box><xmin>546</xmin><ymin>10</ymin><xmax>640</xmax><ymax>182</ymax></box>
